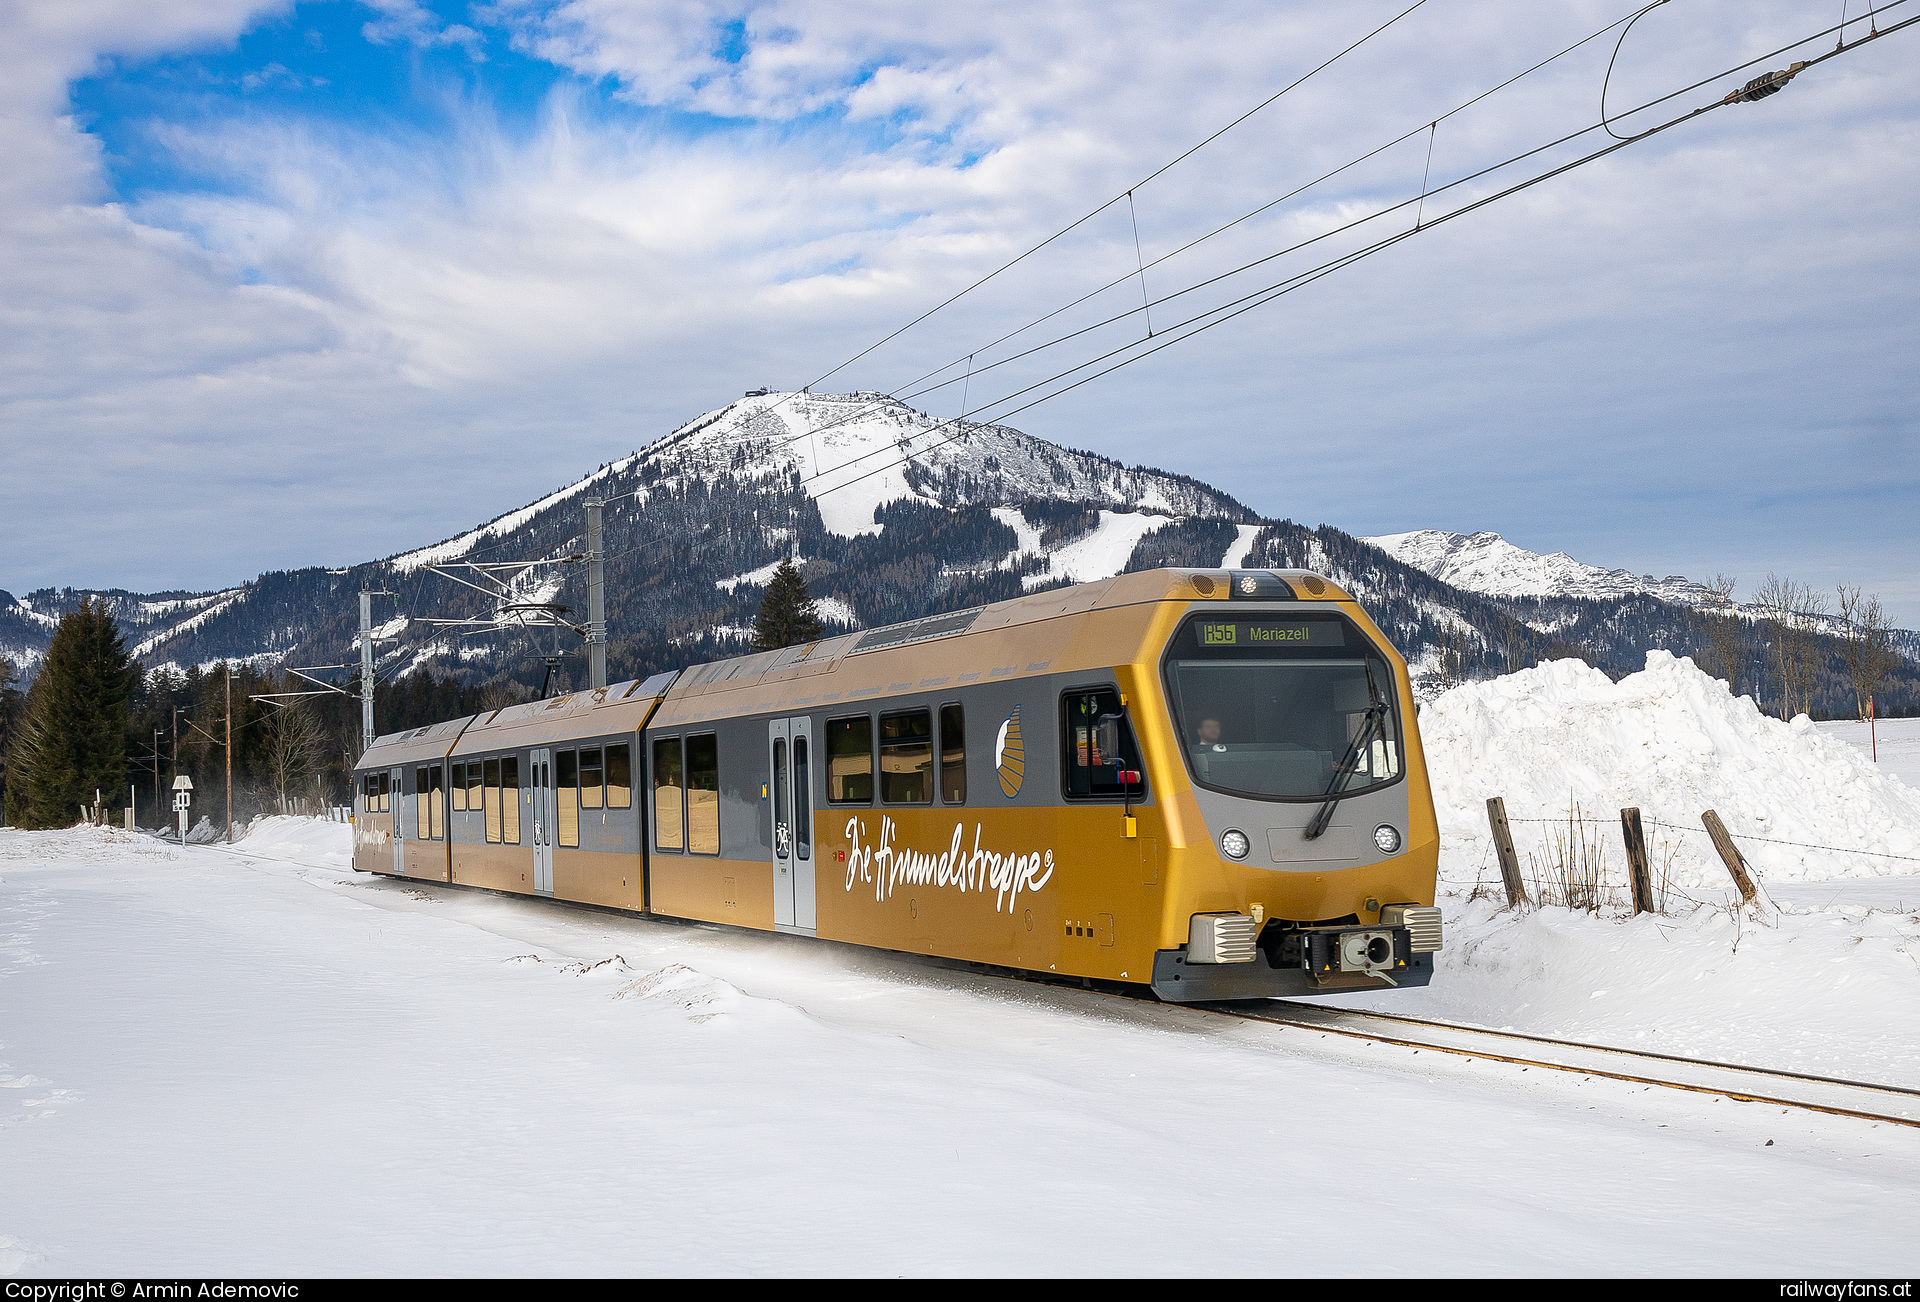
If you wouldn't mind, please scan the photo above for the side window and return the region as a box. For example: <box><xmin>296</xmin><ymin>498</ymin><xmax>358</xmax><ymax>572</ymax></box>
<box><xmin>557</xmin><ymin>750</ymin><xmax>580</xmax><ymax>848</ymax></box>
<box><xmin>939</xmin><ymin>703</ymin><xmax>965</xmax><ymax>804</ymax></box>
<box><xmin>879</xmin><ymin>710</ymin><xmax>933</xmax><ymax>804</ymax></box>
<box><xmin>483</xmin><ymin>757</ymin><xmax>502</xmax><ymax>843</ymax></box>
<box><xmin>793</xmin><ymin>735</ymin><xmax>811</xmax><ymax>862</ymax></box>
<box><xmin>653</xmin><ymin>737</ymin><xmax>684</xmax><ymax>852</ymax></box>
<box><xmin>378</xmin><ymin>770</ymin><xmax>390</xmax><ymax>813</ymax></box>
<box><xmin>501</xmin><ymin>755</ymin><xmax>522</xmax><ymax>844</ymax></box>
<box><xmin>466</xmin><ymin>762</ymin><xmax>483</xmax><ymax>813</ymax></box>
<box><xmin>363</xmin><ymin>774</ymin><xmax>376</xmax><ymax>812</ymax></box>
<box><xmin>429</xmin><ymin>764</ymin><xmax>444</xmax><ymax>840</ymax></box>
<box><xmin>827</xmin><ymin>715</ymin><xmax>873</xmax><ymax>803</ymax></box>
<box><xmin>1062</xmin><ymin>688</ymin><xmax>1147</xmax><ymax>800</ymax></box>
<box><xmin>606</xmin><ymin>743</ymin><xmax>632</xmax><ymax>809</ymax></box>
<box><xmin>580</xmin><ymin>747</ymin><xmax>603</xmax><ymax>811</ymax></box>
<box><xmin>686</xmin><ymin>733</ymin><xmax>720</xmax><ymax>855</ymax></box>
<box><xmin>450</xmin><ymin>762</ymin><xmax>467</xmax><ymax>812</ymax></box>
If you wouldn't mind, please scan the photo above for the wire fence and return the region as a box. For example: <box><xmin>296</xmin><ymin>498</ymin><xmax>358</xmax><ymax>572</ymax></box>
<box><xmin>1450</xmin><ymin>799</ymin><xmax>1920</xmax><ymax>917</ymax></box>
<box><xmin>1499</xmin><ymin>814</ymin><xmax>1920</xmax><ymax>864</ymax></box>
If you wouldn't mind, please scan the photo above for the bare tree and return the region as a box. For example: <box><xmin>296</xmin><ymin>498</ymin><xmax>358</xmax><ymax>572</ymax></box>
<box><xmin>1696</xmin><ymin>573</ymin><xmax>1746</xmax><ymax>694</ymax></box>
<box><xmin>1835</xmin><ymin>585</ymin><xmax>1898</xmax><ymax>720</ymax></box>
<box><xmin>1754</xmin><ymin>574</ymin><xmax>1828</xmax><ymax>720</ymax></box>
<box><xmin>263</xmin><ymin>703</ymin><xmax>322</xmax><ymax>814</ymax></box>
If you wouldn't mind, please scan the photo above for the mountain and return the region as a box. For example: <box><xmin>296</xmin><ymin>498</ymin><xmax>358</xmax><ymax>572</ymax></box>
<box><xmin>3</xmin><ymin>391</ymin><xmax>1914</xmax><ymax>716</ymax></box>
<box><xmin>1364</xmin><ymin>530</ymin><xmax>1714</xmax><ymax>604</ymax></box>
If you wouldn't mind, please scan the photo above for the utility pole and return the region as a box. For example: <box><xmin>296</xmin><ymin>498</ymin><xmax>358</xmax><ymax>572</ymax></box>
<box><xmin>152</xmin><ymin>728</ymin><xmax>163</xmax><ymax>832</ymax></box>
<box><xmin>360</xmin><ymin>590</ymin><xmax>375</xmax><ymax>755</ymax></box>
<box><xmin>585</xmin><ymin>498</ymin><xmax>607</xmax><ymax>690</ymax></box>
<box><xmin>225</xmin><ymin>665</ymin><xmax>233</xmax><ymax>843</ymax></box>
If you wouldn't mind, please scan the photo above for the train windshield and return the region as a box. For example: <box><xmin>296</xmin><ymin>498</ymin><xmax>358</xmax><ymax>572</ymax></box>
<box><xmin>1162</xmin><ymin>613</ymin><xmax>1402</xmax><ymax>801</ymax></box>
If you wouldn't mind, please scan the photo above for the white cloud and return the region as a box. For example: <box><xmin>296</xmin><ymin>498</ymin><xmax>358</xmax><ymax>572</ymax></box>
<box><xmin>0</xmin><ymin>0</ymin><xmax>1914</xmax><ymax>621</ymax></box>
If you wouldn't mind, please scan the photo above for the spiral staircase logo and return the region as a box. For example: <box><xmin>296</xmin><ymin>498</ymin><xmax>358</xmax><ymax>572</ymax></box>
<box><xmin>994</xmin><ymin>705</ymin><xmax>1025</xmax><ymax>798</ymax></box>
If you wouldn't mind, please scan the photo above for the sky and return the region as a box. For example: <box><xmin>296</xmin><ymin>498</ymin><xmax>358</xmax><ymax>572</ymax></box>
<box><xmin>1</xmin><ymin>0</ymin><xmax>1915</xmax><ymax>620</ymax></box>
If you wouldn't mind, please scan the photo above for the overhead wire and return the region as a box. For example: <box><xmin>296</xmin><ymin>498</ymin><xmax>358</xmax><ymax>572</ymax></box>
<box><xmin>592</xmin><ymin>4</ymin><xmax>1913</xmax><ymax>581</ymax></box>
<box><xmin>574</xmin><ymin>0</ymin><xmax>1689</xmax><ymax>512</ymax></box>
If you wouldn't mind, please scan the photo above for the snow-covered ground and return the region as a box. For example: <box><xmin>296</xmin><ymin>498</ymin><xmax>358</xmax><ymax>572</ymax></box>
<box><xmin>1</xmin><ymin>823</ymin><xmax>1914</xmax><ymax>1275</ymax></box>
<box><xmin>1819</xmin><ymin>714</ymin><xmax>1920</xmax><ymax>790</ymax></box>
<box><xmin>3</xmin><ymin>656</ymin><xmax>1917</xmax><ymax>1274</ymax></box>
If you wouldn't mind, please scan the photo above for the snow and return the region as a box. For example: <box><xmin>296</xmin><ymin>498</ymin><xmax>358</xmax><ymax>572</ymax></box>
<box><xmin>1367</xmin><ymin>529</ymin><xmax>1711</xmax><ymax>604</ymax></box>
<box><xmin>1422</xmin><ymin>652</ymin><xmax>1920</xmax><ymax>891</ymax></box>
<box><xmin>715</xmin><ymin>557</ymin><xmax>805</xmax><ymax>593</ymax></box>
<box><xmin>389</xmin><ymin>454</ymin><xmax>644</xmax><ymax>573</ymax></box>
<box><xmin>1021</xmin><ymin>510</ymin><xmax>1174</xmax><ymax>590</ymax></box>
<box><xmin>2</xmin><ymin>821</ymin><xmax>1915</xmax><ymax>1274</ymax></box>
<box><xmin>1220</xmin><ymin>523</ymin><xmax>1263</xmax><ymax>569</ymax></box>
<box><xmin>812</xmin><ymin>596</ymin><xmax>856</xmax><ymax>627</ymax></box>
<box><xmin>1818</xmin><ymin>715</ymin><xmax>1920</xmax><ymax>790</ymax></box>
<box><xmin>990</xmin><ymin>505</ymin><xmax>1044</xmax><ymax>568</ymax></box>
<box><xmin>128</xmin><ymin>589</ymin><xmax>248</xmax><ymax>659</ymax></box>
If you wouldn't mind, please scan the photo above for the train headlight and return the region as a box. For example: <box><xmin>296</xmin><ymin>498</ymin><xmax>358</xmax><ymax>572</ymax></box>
<box><xmin>1373</xmin><ymin>824</ymin><xmax>1401</xmax><ymax>854</ymax></box>
<box><xmin>1220</xmin><ymin>829</ymin><xmax>1251</xmax><ymax>860</ymax></box>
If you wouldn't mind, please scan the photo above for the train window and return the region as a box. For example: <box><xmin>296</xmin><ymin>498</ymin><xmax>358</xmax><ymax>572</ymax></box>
<box><xmin>450</xmin><ymin>762</ymin><xmax>466</xmax><ymax>812</ymax></box>
<box><xmin>653</xmin><ymin>737</ymin><xmax>685</xmax><ymax>852</ymax></box>
<box><xmin>501</xmin><ymin>755</ymin><xmax>521</xmax><ymax>843</ymax></box>
<box><xmin>880</xmin><ymin>711</ymin><xmax>933</xmax><ymax>804</ymax></box>
<box><xmin>415</xmin><ymin>768</ymin><xmax>428</xmax><ymax>842</ymax></box>
<box><xmin>939</xmin><ymin>704</ymin><xmax>965</xmax><ymax>804</ymax></box>
<box><xmin>827</xmin><ymin>715</ymin><xmax>873</xmax><ymax>802</ymax></box>
<box><xmin>429</xmin><ymin>765</ymin><xmax>444</xmax><ymax>840</ymax></box>
<box><xmin>378</xmin><ymin>770</ymin><xmax>390</xmax><ymax>812</ymax></box>
<box><xmin>580</xmin><ymin>747</ymin><xmax>603</xmax><ymax>811</ymax></box>
<box><xmin>686</xmin><ymin>733</ymin><xmax>720</xmax><ymax>855</ymax></box>
<box><xmin>606</xmin><ymin>743</ymin><xmax>632</xmax><ymax>809</ymax></box>
<box><xmin>483</xmin><ymin>757</ymin><xmax>502</xmax><ymax>843</ymax></box>
<box><xmin>793</xmin><ymin>736</ymin><xmax>811</xmax><ymax>861</ymax></box>
<box><xmin>1162</xmin><ymin>613</ymin><xmax>1402</xmax><ymax>801</ymax></box>
<box><xmin>466</xmin><ymin>762</ymin><xmax>483</xmax><ymax>812</ymax></box>
<box><xmin>1062</xmin><ymin>689</ymin><xmax>1147</xmax><ymax>800</ymax></box>
<box><xmin>557</xmin><ymin>750</ymin><xmax>580</xmax><ymax>848</ymax></box>
<box><xmin>363</xmin><ymin>774</ymin><xmax>376</xmax><ymax>812</ymax></box>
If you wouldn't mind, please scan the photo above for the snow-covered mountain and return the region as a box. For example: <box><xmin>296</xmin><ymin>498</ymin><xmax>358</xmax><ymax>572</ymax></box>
<box><xmin>5</xmin><ymin>393</ymin><xmax>1914</xmax><ymax>714</ymax></box>
<box><xmin>1364</xmin><ymin>530</ymin><xmax>1715</xmax><ymax>605</ymax></box>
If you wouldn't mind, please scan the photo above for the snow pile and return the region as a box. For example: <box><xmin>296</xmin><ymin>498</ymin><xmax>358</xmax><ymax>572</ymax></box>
<box><xmin>1332</xmin><ymin>893</ymin><xmax>1920</xmax><ymax>1080</ymax></box>
<box><xmin>1424</xmin><ymin>651</ymin><xmax>1920</xmax><ymax>888</ymax></box>
<box><xmin>232</xmin><ymin>815</ymin><xmax>354</xmax><ymax>870</ymax></box>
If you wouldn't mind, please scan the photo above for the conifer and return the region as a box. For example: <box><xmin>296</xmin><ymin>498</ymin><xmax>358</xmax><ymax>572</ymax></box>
<box><xmin>751</xmin><ymin>559</ymin><xmax>824</xmax><ymax>652</ymax></box>
<box><xmin>6</xmin><ymin>599</ymin><xmax>136</xmax><ymax>828</ymax></box>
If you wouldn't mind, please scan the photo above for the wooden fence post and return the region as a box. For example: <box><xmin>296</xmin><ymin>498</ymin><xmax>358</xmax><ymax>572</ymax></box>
<box><xmin>1620</xmin><ymin>807</ymin><xmax>1654</xmax><ymax>914</ymax></box>
<box><xmin>1701</xmin><ymin>809</ymin><xmax>1759</xmax><ymax>905</ymax></box>
<box><xmin>1486</xmin><ymin>796</ymin><xmax>1528</xmax><ymax>907</ymax></box>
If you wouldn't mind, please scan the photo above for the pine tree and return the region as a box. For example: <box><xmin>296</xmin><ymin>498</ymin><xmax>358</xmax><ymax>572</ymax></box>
<box><xmin>5</xmin><ymin>599</ymin><xmax>137</xmax><ymax>828</ymax></box>
<box><xmin>751</xmin><ymin>559</ymin><xmax>824</xmax><ymax>652</ymax></box>
<box><xmin>0</xmin><ymin>656</ymin><xmax>23</xmax><ymax>821</ymax></box>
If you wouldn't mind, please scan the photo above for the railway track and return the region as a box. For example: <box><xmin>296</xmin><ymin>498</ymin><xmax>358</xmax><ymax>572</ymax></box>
<box><xmin>1193</xmin><ymin>997</ymin><xmax>1920</xmax><ymax>1129</ymax></box>
<box><xmin>197</xmin><ymin>841</ymin><xmax>1919</xmax><ymax>1130</ymax></box>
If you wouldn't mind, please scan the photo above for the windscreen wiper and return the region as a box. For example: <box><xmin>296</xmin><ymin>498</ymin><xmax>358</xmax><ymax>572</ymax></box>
<box><xmin>1304</xmin><ymin>662</ymin><xmax>1385</xmax><ymax>841</ymax></box>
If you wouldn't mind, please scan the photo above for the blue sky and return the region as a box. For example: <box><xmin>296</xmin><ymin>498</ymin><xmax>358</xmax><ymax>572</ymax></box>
<box><xmin>2</xmin><ymin>0</ymin><xmax>1916</xmax><ymax>620</ymax></box>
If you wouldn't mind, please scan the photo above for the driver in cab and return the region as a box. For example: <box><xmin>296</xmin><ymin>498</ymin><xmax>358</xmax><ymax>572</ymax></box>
<box><xmin>1190</xmin><ymin>717</ymin><xmax>1226</xmax><ymax>779</ymax></box>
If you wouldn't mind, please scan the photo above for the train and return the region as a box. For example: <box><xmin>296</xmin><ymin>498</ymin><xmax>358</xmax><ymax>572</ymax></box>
<box><xmin>351</xmin><ymin>566</ymin><xmax>1442</xmax><ymax>1001</ymax></box>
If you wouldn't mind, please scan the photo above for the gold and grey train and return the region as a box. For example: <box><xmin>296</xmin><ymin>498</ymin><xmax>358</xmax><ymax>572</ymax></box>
<box><xmin>351</xmin><ymin>567</ymin><xmax>1443</xmax><ymax>1001</ymax></box>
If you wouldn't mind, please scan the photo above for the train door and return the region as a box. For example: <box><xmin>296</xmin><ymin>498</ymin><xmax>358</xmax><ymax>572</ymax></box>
<box><xmin>531</xmin><ymin>747</ymin><xmax>554</xmax><ymax>895</ymax></box>
<box><xmin>391</xmin><ymin>766</ymin><xmax>405</xmax><ymax>875</ymax></box>
<box><xmin>767</xmin><ymin>717</ymin><xmax>816</xmax><ymax>931</ymax></box>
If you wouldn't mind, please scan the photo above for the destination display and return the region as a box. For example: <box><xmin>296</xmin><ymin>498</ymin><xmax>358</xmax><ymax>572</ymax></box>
<box><xmin>1196</xmin><ymin>620</ymin><xmax>1345</xmax><ymax>648</ymax></box>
